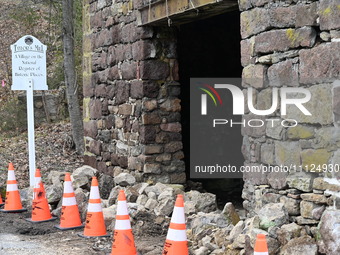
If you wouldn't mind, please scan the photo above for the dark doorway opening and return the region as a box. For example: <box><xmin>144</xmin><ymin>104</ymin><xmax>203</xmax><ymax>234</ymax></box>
<box><xmin>178</xmin><ymin>10</ymin><xmax>244</xmax><ymax>208</ymax></box>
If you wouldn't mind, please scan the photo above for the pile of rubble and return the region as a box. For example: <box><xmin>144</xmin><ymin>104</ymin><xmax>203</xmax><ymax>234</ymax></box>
<box><xmin>18</xmin><ymin>165</ymin><xmax>340</xmax><ymax>254</ymax></box>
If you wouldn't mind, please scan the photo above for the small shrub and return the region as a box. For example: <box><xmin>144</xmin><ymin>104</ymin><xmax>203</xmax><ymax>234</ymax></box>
<box><xmin>0</xmin><ymin>97</ymin><xmax>27</xmax><ymax>136</ymax></box>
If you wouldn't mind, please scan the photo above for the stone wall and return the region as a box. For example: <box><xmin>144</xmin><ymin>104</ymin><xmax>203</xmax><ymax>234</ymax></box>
<box><xmin>240</xmin><ymin>0</ymin><xmax>340</xmax><ymax>228</ymax></box>
<box><xmin>84</xmin><ymin>0</ymin><xmax>340</xmax><ymax>231</ymax></box>
<box><xmin>83</xmin><ymin>0</ymin><xmax>185</xmax><ymax>184</ymax></box>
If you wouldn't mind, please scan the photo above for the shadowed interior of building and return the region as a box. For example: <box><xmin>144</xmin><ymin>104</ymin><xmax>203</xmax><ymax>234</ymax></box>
<box><xmin>178</xmin><ymin>10</ymin><xmax>244</xmax><ymax>207</ymax></box>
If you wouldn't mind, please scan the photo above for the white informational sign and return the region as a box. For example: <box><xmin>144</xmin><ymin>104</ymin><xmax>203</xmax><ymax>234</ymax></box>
<box><xmin>11</xmin><ymin>35</ymin><xmax>48</xmax><ymax>90</ymax></box>
<box><xmin>11</xmin><ymin>35</ymin><xmax>48</xmax><ymax>186</ymax></box>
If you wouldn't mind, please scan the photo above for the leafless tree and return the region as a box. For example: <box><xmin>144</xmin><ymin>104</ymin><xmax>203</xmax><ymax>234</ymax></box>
<box><xmin>62</xmin><ymin>0</ymin><xmax>84</xmax><ymax>154</ymax></box>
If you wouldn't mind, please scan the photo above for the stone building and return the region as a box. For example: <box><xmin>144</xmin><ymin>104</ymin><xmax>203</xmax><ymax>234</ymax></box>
<box><xmin>83</xmin><ymin>0</ymin><xmax>340</xmax><ymax>230</ymax></box>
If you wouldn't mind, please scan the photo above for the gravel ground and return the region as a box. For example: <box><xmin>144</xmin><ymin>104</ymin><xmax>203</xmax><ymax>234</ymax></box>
<box><xmin>0</xmin><ymin>122</ymin><xmax>165</xmax><ymax>254</ymax></box>
<box><xmin>0</xmin><ymin>210</ymin><xmax>165</xmax><ymax>254</ymax></box>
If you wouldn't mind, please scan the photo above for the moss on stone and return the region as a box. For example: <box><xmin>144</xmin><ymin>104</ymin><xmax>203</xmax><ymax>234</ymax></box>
<box><xmin>288</xmin><ymin>125</ymin><xmax>314</xmax><ymax>140</ymax></box>
<box><xmin>301</xmin><ymin>149</ymin><xmax>332</xmax><ymax>171</ymax></box>
<box><xmin>83</xmin><ymin>97</ymin><xmax>91</xmax><ymax>122</ymax></box>
<box><xmin>286</xmin><ymin>28</ymin><xmax>300</xmax><ymax>45</ymax></box>
<box><xmin>321</xmin><ymin>7</ymin><xmax>332</xmax><ymax>15</ymax></box>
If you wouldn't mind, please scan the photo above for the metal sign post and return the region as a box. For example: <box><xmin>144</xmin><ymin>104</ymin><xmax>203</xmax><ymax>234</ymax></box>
<box><xmin>11</xmin><ymin>35</ymin><xmax>48</xmax><ymax>186</ymax></box>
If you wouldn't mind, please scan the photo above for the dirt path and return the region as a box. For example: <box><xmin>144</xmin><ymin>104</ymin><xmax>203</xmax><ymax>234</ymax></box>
<box><xmin>0</xmin><ymin>211</ymin><xmax>165</xmax><ymax>254</ymax></box>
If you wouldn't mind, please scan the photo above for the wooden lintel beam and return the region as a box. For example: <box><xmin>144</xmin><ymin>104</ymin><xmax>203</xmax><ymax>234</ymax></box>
<box><xmin>137</xmin><ymin>0</ymin><xmax>238</xmax><ymax>26</ymax></box>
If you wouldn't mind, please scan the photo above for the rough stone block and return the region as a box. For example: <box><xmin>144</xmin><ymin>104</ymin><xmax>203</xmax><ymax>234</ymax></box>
<box><xmin>241</xmin><ymin>38</ymin><xmax>255</xmax><ymax>67</ymax></box>
<box><xmin>242</xmin><ymin>64</ymin><xmax>268</xmax><ymax>88</ymax></box>
<box><xmin>89</xmin><ymin>99</ymin><xmax>102</xmax><ymax>119</ymax></box>
<box><xmin>287</xmin><ymin>172</ymin><xmax>316</xmax><ymax>192</ymax></box>
<box><xmin>170</xmin><ymin>172</ymin><xmax>186</xmax><ymax>184</ymax></box>
<box><xmin>319</xmin><ymin>0</ymin><xmax>340</xmax><ymax>30</ymax></box>
<box><xmin>120</xmin><ymin>61</ymin><xmax>137</xmax><ymax>80</ymax></box>
<box><xmin>243</xmin><ymin>163</ymin><xmax>268</xmax><ymax>185</ymax></box>
<box><xmin>118</xmin><ymin>104</ymin><xmax>133</xmax><ymax>116</ymax></box>
<box><xmin>312</xmin><ymin>127</ymin><xmax>340</xmax><ymax>150</ymax></box>
<box><xmin>144</xmin><ymin>145</ymin><xmax>163</xmax><ymax>155</ymax></box>
<box><xmin>277</xmin><ymin>223</ymin><xmax>302</xmax><ymax>246</ymax></box>
<box><xmin>132</xmin><ymin>40</ymin><xmax>156</xmax><ymax>60</ymax></box>
<box><xmin>130</xmin><ymin>80</ymin><xmax>143</xmax><ymax>99</ymax></box>
<box><xmin>285</xmin><ymin>84</ymin><xmax>333</xmax><ymax>125</ymax></box>
<box><xmin>261</xmin><ymin>143</ymin><xmax>274</xmax><ymax>165</ymax></box>
<box><xmin>280</xmin><ymin>196</ymin><xmax>300</xmax><ymax>216</ymax></box>
<box><xmin>95</xmin><ymin>84</ymin><xmax>107</xmax><ymax>98</ymax></box>
<box><xmin>301</xmin><ymin>149</ymin><xmax>332</xmax><ymax>171</ymax></box>
<box><xmin>287</xmin><ymin>125</ymin><xmax>314</xmax><ymax>140</ymax></box>
<box><xmin>115</xmin><ymin>81</ymin><xmax>130</xmax><ymax>104</ymax></box>
<box><xmin>279</xmin><ymin>236</ymin><xmax>318</xmax><ymax>255</ymax></box>
<box><xmin>142</xmin><ymin>99</ymin><xmax>158</xmax><ymax>111</ymax></box>
<box><xmin>143</xmin><ymin>163</ymin><xmax>161</xmax><ymax>174</ymax></box>
<box><xmin>141</xmin><ymin>112</ymin><xmax>161</xmax><ymax>125</ymax></box>
<box><xmin>313</xmin><ymin>177</ymin><xmax>340</xmax><ymax>191</ymax></box>
<box><xmin>300</xmin><ymin>193</ymin><xmax>328</xmax><ymax>204</ymax></box>
<box><xmin>155</xmin><ymin>153</ymin><xmax>171</xmax><ymax>162</ymax></box>
<box><xmin>241</xmin><ymin>115</ymin><xmax>266</xmax><ymax>138</ymax></box>
<box><xmin>256</xmin><ymin>88</ymin><xmax>274</xmax><ymax>112</ymax></box>
<box><xmin>140</xmin><ymin>60</ymin><xmax>170</xmax><ymax>80</ymax></box>
<box><xmin>267</xmin><ymin>171</ymin><xmax>289</xmax><ymax>190</ymax></box>
<box><xmin>300</xmin><ymin>42</ymin><xmax>340</xmax><ymax>84</ymax></box>
<box><xmin>140</xmin><ymin>125</ymin><xmax>156</xmax><ymax>144</ymax></box>
<box><xmin>108</xmin><ymin>66</ymin><xmax>120</xmax><ymax>80</ymax></box>
<box><xmin>269</xmin><ymin>6</ymin><xmax>296</xmax><ymax>28</ymax></box>
<box><xmin>89</xmin><ymin>140</ymin><xmax>102</xmax><ymax>155</ymax></box>
<box><xmin>84</xmin><ymin>155</ymin><xmax>97</xmax><ymax>169</ymax></box>
<box><xmin>266</xmin><ymin>121</ymin><xmax>285</xmax><ymax>140</ymax></box>
<box><xmin>155</xmin><ymin>132</ymin><xmax>182</xmax><ymax>144</ymax></box>
<box><xmin>333</xmin><ymin>80</ymin><xmax>340</xmax><ymax>127</ymax></box>
<box><xmin>160</xmin><ymin>99</ymin><xmax>181</xmax><ymax>112</ymax></box>
<box><xmin>164</xmin><ymin>141</ymin><xmax>183</xmax><ymax>153</ymax></box>
<box><xmin>267</xmin><ymin>58</ymin><xmax>299</xmax><ymax>87</ymax></box>
<box><xmin>254</xmin><ymin>27</ymin><xmax>316</xmax><ymax>54</ymax></box>
<box><xmin>241</xmin><ymin>8</ymin><xmax>271</xmax><ymax>39</ymax></box>
<box><xmin>160</xmin><ymin>123</ymin><xmax>182</xmax><ymax>132</ymax></box>
<box><xmin>296</xmin><ymin>2</ymin><xmax>318</xmax><ymax>27</ymax></box>
<box><xmin>238</xmin><ymin>0</ymin><xmax>252</xmax><ymax>11</ymax></box>
<box><xmin>275</xmin><ymin>141</ymin><xmax>301</xmax><ymax>166</ymax></box>
<box><xmin>250</xmin><ymin>0</ymin><xmax>272</xmax><ymax>7</ymax></box>
<box><xmin>83</xmin><ymin>76</ymin><xmax>95</xmax><ymax>97</ymax></box>
<box><xmin>300</xmin><ymin>200</ymin><xmax>321</xmax><ymax>219</ymax></box>
<box><xmin>84</xmin><ymin>120</ymin><xmax>98</xmax><ymax>139</ymax></box>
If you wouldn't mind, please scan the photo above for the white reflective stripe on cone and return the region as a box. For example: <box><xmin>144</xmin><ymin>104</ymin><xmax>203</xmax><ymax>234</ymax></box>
<box><xmin>62</xmin><ymin>196</ymin><xmax>77</xmax><ymax>206</ymax></box>
<box><xmin>166</xmin><ymin>229</ymin><xmax>187</xmax><ymax>241</ymax></box>
<box><xmin>6</xmin><ymin>183</ymin><xmax>18</xmax><ymax>191</ymax></box>
<box><xmin>115</xmin><ymin>219</ymin><xmax>132</xmax><ymax>230</ymax></box>
<box><xmin>171</xmin><ymin>207</ymin><xmax>185</xmax><ymax>224</ymax></box>
<box><xmin>254</xmin><ymin>252</ymin><xmax>269</xmax><ymax>255</ymax></box>
<box><xmin>34</xmin><ymin>177</ymin><xmax>41</xmax><ymax>187</ymax></box>
<box><xmin>7</xmin><ymin>171</ymin><xmax>16</xmax><ymax>181</ymax></box>
<box><xmin>88</xmin><ymin>202</ymin><xmax>103</xmax><ymax>212</ymax></box>
<box><xmin>117</xmin><ymin>200</ymin><xmax>129</xmax><ymax>215</ymax></box>
<box><xmin>64</xmin><ymin>181</ymin><xmax>74</xmax><ymax>193</ymax></box>
<box><xmin>89</xmin><ymin>186</ymin><xmax>100</xmax><ymax>199</ymax></box>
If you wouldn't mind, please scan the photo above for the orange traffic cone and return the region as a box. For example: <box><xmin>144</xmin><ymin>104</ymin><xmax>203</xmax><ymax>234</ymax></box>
<box><xmin>0</xmin><ymin>163</ymin><xmax>27</xmax><ymax>213</ymax></box>
<box><xmin>26</xmin><ymin>169</ymin><xmax>57</xmax><ymax>223</ymax></box>
<box><xmin>55</xmin><ymin>172</ymin><xmax>83</xmax><ymax>230</ymax></box>
<box><xmin>79</xmin><ymin>176</ymin><xmax>109</xmax><ymax>238</ymax></box>
<box><xmin>0</xmin><ymin>195</ymin><xmax>4</xmax><ymax>206</ymax></box>
<box><xmin>254</xmin><ymin>234</ymin><xmax>269</xmax><ymax>255</ymax></box>
<box><xmin>111</xmin><ymin>190</ymin><xmax>137</xmax><ymax>254</ymax></box>
<box><xmin>162</xmin><ymin>194</ymin><xmax>189</xmax><ymax>255</ymax></box>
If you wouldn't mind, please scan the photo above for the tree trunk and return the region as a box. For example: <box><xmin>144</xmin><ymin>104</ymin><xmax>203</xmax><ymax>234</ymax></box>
<box><xmin>62</xmin><ymin>0</ymin><xmax>84</xmax><ymax>155</ymax></box>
